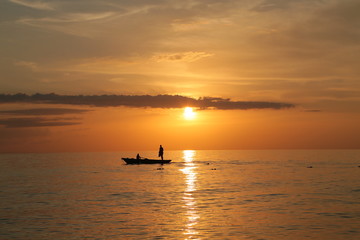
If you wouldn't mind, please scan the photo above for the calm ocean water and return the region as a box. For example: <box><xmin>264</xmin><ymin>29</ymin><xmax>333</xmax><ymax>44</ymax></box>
<box><xmin>0</xmin><ymin>150</ymin><xmax>359</xmax><ymax>240</ymax></box>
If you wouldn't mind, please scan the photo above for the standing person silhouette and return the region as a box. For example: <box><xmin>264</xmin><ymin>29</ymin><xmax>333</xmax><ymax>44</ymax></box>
<box><xmin>158</xmin><ymin>145</ymin><xmax>164</xmax><ymax>160</ymax></box>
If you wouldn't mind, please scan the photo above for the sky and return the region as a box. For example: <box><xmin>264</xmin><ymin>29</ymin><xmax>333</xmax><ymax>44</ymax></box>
<box><xmin>0</xmin><ymin>0</ymin><xmax>360</xmax><ymax>152</ymax></box>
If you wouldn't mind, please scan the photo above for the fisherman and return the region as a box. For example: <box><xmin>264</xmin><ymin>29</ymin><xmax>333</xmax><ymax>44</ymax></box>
<box><xmin>136</xmin><ymin>153</ymin><xmax>141</xmax><ymax>160</ymax></box>
<box><xmin>158</xmin><ymin>145</ymin><xmax>164</xmax><ymax>160</ymax></box>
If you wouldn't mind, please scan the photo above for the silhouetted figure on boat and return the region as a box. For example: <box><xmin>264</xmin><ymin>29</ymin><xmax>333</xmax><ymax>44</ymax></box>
<box><xmin>136</xmin><ymin>153</ymin><xmax>141</xmax><ymax>160</ymax></box>
<box><xmin>158</xmin><ymin>145</ymin><xmax>164</xmax><ymax>160</ymax></box>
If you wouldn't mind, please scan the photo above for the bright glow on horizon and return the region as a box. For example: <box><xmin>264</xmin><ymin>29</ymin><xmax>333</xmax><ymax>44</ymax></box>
<box><xmin>183</xmin><ymin>107</ymin><xmax>196</xmax><ymax>120</ymax></box>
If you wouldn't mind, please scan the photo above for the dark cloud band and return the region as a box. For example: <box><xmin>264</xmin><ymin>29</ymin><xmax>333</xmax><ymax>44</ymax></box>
<box><xmin>0</xmin><ymin>117</ymin><xmax>81</xmax><ymax>128</ymax></box>
<box><xmin>0</xmin><ymin>108</ymin><xmax>91</xmax><ymax>116</ymax></box>
<box><xmin>0</xmin><ymin>93</ymin><xmax>295</xmax><ymax>110</ymax></box>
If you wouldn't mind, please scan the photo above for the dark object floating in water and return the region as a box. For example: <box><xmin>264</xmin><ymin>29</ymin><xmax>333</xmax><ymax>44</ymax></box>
<box><xmin>157</xmin><ymin>167</ymin><xmax>164</xmax><ymax>170</ymax></box>
<box><xmin>122</xmin><ymin>158</ymin><xmax>171</xmax><ymax>164</ymax></box>
<box><xmin>307</xmin><ymin>166</ymin><xmax>313</xmax><ymax>168</ymax></box>
<box><xmin>211</xmin><ymin>168</ymin><xmax>217</xmax><ymax>170</ymax></box>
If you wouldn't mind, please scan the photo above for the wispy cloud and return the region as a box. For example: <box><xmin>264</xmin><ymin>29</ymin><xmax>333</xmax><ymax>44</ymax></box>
<box><xmin>17</xmin><ymin>11</ymin><xmax>116</xmax><ymax>25</ymax></box>
<box><xmin>152</xmin><ymin>51</ymin><xmax>214</xmax><ymax>62</ymax></box>
<box><xmin>0</xmin><ymin>117</ymin><xmax>81</xmax><ymax>128</ymax></box>
<box><xmin>9</xmin><ymin>0</ymin><xmax>55</xmax><ymax>11</ymax></box>
<box><xmin>0</xmin><ymin>106</ymin><xmax>89</xmax><ymax>128</ymax></box>
<box><xmin>0</xmin><ymin>108</ymin><xmax>90</xmax><ymax>116</ymax></box>
<box><xmin>304</xmin><ymin>109</ymin><xmax>321</xmax><ymax>112</ymax></box>
<box><xmin>0</xmin><ymin>93</ymin><xmax>295</xmax><ymax>110</ymax></box>
<box><xmin>16</xmin><ymin>11</ymin><xmax>116</xmax><ymax>37</ymax></box>
<box><xmin>14</xmin><ymin>60</ymin><xmax>40</xmax><ymax>71</ymax></box>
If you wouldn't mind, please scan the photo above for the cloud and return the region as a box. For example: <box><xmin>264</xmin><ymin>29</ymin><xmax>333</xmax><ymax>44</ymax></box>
<box><xmin>18</xmin><ymin>12</ymin><xmax>116</xmax><ymax>24</ymax></box>
<box><xmin>0</xmin><ymin>105</ymin><xmax>90</xmax><ymax>129</ymax></box>
<box><xmin>9</xmin><ymin>0</ymin><xmax>55</xmax><ymax>11</ymax></box>
<box><xmin>0</xmin><ymin>93</ymin><xmax>295</xmax><ymax>110</ymax></box>
<box><xmin>16</xmin><ymin>12</ymin><xmax>117</xmax><ymax>37</ymax></box>
<box><xmin>0</xmin><ymin>117</ymin><xmax>81</xmax><ymax>128</ymax></box>
<box><xmin>14</xmin><ymin>60</ymin><xmax>40</xmax><ymax>71</ymax></box>
<box><xmin>197</xmin><ymin>97</ymin><xmax>294</xmax><ymax>110</ymax></box>
<box><xmin>0</xmin><ymin>108</ymin><xmax>91</xmax><ymax>116</ymax></box>
<box><xmin>304</xmin><ymin>109</ymin><xmax>321</xmax><ymax>112</ymax></box>
<box><xmin>251</xmin><ymin>0</ymin><xmax>320</xmax><ymax>12</ymax></box>
<box><xmin>3</xmin><ymin>0</ymin><xmax>357</xmax><ymax>113</ymax></box>
<box><xmin>152</xmin><ymin>51</ymin><xmax>214</xmax><ymax>62</ymax></box>
<box><xmin>252</xmin><ymin>0</ymin><xmax>291</xmax><ymax>12</ymax></box>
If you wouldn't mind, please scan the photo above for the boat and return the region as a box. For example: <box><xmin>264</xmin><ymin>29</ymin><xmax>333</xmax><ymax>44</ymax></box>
<box><xmin>122</xmin><ymin>158</ymin><xmax>171</xmax><ymax>164</ymax></box>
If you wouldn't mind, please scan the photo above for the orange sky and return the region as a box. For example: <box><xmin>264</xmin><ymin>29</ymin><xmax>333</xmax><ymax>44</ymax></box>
<box><xmin>1</xmin><ymin>0</ymin><xmax>360</xmax><ymax>152</ymax></box>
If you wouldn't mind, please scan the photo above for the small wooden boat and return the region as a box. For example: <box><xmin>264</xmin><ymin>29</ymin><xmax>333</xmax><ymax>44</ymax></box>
<box><xmin>122</xmin><ymin>158</ymin><xmax>171</xmax><ymax>164</ymax></box>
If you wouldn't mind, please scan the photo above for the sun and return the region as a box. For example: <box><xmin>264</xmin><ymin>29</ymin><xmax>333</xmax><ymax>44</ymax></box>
<box><xmin>183</xmin><ymin>107</ymin><xmax>196</xmax><ymax>120</ymax></box>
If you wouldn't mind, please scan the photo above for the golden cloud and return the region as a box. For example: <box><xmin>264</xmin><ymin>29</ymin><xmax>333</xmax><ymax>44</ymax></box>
<box><xmin>152</xmin><ymin>51</ymin><xmax>214</xmax><ymax>63</ymax></box>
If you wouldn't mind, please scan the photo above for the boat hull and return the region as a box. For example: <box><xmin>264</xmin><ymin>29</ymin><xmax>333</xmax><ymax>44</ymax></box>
<box><xmin>122</xmin><ymin>158</ymin><xmax>171</xmax><ymax>164</ymax></box>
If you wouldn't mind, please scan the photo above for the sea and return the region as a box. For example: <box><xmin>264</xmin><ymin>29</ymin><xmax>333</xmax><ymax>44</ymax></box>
<box><xmin>0</xmin><ymin>150</ymin><xmax>359</xmax><ymax>240</ymax></box>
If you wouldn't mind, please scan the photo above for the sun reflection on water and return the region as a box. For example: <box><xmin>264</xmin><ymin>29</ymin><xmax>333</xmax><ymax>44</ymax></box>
<box><xmin>180</xmin><ymin>150</ymin><xmax>199</xmax><ymax>239</ymax></box>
